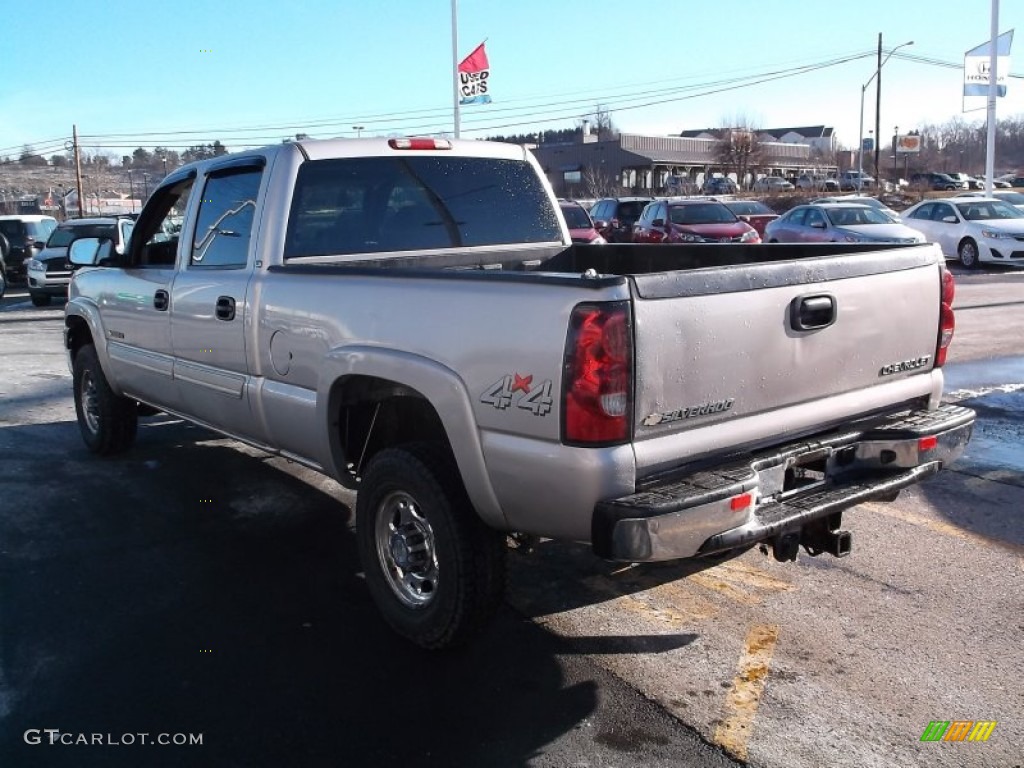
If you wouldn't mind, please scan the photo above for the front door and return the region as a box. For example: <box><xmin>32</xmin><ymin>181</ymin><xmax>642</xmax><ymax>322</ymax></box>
<box><xmin>99</xmin><ymin>176</ymin><xmax>196</xmax><ymax>411</ymax></box>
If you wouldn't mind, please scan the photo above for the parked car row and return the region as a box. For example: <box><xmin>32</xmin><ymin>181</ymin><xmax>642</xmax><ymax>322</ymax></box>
<box><xmin>571</xmin><ymin>191</ymin><xmax>1024</xmax><ymax>271</ymax></box>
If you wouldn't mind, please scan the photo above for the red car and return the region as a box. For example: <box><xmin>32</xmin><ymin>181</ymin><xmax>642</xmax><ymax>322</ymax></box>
<box><xmin>721</xmin><ymin>200</ymin><xmax>778</xmax><ymax>239</ymax></box>
<box><xmin>632</xmin><ymin>199</ymin><xmax>760</xmax><ymax>244</ymax></box>
<box><xmin>559</xmin><ymin>200</ymin><xmax>605</xmax><ymax>244</ymax></box>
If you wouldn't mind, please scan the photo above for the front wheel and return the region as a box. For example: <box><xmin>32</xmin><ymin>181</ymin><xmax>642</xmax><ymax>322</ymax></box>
<box><xmin>72</xmin><ymin>344</ymin><xmax>138</xmax><ymax>454</ymax></box>
<box><xmin>356</xmin><ymin>442</ymin><xmax>506</xmax><ymax>649</ymax></box>
<box><xmin>958</xmin><ymin>239</ymin><xmax>979</xmax><ymax>269</ymax></box>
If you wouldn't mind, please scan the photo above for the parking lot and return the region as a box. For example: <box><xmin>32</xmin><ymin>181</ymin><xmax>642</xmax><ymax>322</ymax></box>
<box><xmin>1</xmin><ymin>264</ymin><xmax>1022</xmax><ymax>767</ymax></box>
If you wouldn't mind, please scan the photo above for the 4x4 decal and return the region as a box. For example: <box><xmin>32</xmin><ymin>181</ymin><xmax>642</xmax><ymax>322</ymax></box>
<box><xmin>480</xmin><ymin>373</ymin><xmax>553</xmax><ymax>416</ymax></box>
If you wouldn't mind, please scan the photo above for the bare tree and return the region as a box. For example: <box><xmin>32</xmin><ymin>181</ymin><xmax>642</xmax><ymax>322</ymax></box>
<box><xmin>592</xmin><ymin>104</ymin><xmax>619</xmax><ymax>141</ymax></box>
<box><xmin>714</xmin><ymin>118</ymin><xmax>763</xmax><ymax>188</ymax></box>
<box><xmin>581</xmin><ymin>163</ymin><xmax>619</xmax><ymax>198</ymax></box>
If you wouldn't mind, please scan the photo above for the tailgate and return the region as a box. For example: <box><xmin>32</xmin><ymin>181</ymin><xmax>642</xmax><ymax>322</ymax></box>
<box><xmin>630</xmin><ymin>244</ymin><xmax>942</xmax><ymax>446</ymax></box>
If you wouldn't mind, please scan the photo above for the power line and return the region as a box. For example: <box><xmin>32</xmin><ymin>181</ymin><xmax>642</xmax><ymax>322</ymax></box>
<box><xmin>3</xmin><ymin>47</ymin><xmax>1019</xmax><ymax>157</ymax></box>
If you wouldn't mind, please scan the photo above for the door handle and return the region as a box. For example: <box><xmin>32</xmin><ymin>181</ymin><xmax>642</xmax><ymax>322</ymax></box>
<box><xmin>790</xmin><ymin>294</ymin><xmax>836</xmax><ymax>331</ymax></box>
<box><xmin>154</xmin><ymin>289</ymin><xmax>169</xmax><ymax>311</ymax></box>
<box><xmin>216</xmin><ymin>296</ymin><xmax>236</xmax><ymax>321</ymax></box>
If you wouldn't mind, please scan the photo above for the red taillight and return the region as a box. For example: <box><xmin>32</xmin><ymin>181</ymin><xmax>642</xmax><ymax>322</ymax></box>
<box><xmin>388</xmin><ymin>138</ymin><xmax>453</xmax><ymax>150</ymax></box>
<box><xmin>935</xmin><ymin>266</ymin><xmax>956</xmax><ymax>367</ymax></box>
<box><xmin>563</xmin><ymin>303</ymin><xmax>633</xmax><ymax>445</ymax></box>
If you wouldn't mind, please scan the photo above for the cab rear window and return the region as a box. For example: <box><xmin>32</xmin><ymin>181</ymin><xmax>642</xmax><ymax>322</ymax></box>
<box><xmin>284</xmin><ymin>156</ymin><xmax>562</xmax><ymax>258</ymax></box>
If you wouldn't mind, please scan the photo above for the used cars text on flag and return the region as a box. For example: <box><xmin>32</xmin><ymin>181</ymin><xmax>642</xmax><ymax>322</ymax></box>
<box><xmin>458</xmin><ymin>42</ymin><xmax>491</xmax><ymax>105</ymax></box>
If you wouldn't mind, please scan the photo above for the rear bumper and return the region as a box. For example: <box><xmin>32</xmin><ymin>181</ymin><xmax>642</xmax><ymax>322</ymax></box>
<box><xmin>593</xmin><ymin>404</ymin><xmax>975</xmax><ymax>562</ymax></box>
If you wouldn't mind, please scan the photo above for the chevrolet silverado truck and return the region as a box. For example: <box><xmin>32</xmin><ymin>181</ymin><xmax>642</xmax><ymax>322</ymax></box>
<box><xmin>64</xmin><ymin>137</ymin><xmax>974</xmax><ymax>648</ymax></box>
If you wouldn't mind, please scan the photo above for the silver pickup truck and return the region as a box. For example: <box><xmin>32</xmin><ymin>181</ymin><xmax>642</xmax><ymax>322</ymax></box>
<box><xmin>64</xmin><ymin>137</ymin><xmax>974</xmax><ymax>648</ymax></box>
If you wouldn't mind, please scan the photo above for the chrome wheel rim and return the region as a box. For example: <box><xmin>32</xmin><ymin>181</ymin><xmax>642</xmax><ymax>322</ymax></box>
<box><xmin>80</xmin><ymin>370</ymin><xmax>100</xmax><ymax>434</ymax></box>
<box><xmin>374</xmin><ymin>490</ymin><xmax>439</xmax><ymax>608</ymax></box>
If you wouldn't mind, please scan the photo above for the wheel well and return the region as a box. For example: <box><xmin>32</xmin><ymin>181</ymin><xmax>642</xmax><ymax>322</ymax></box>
<box><xmin>65</xmin><ymin>316</ymin><xmax>93</xmax><ymax>359</ymax></box>
<box><xmin>958</xmin><ymin>237</ymin><xmax>977</xmax><ymax>250</ymax></box>
<box><xmin>330</xmin><ymin>375</ymin><xmax>449</xmax><ymax>482</ymax></box>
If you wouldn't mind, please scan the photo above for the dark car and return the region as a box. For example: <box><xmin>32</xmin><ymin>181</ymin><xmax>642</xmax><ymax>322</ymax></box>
<box><xmin>588</xmin><ymin>197</ymin><xmax>654</xmax><ymax>243</ymax></box>
<box><xmin>632</xmin><ymin>199</ymin><xmax>760</xmax><ymax>244</ymax></box>
<box><xmin>910</xmin><ymin>172</ymin><xmax>959</xmax><ymax>191</ymax></box>
<box><xmin>27</xmin><ymin>216</ymin><xmax>134</xmax><ymax>306</ymax></box>
<box><xmin>0</xmin><ymin>215</ymin><xmax>58</xmax><ymax>280</ymax></box>
<box><xmin>721</xmin><ymin>200</ymin><xmax>779</xmax><ymax>238</ymax></box>
<box><xmin>702</xmin><ymin>176</ymin><xmax>739</xmax><ymax>195</ymax></box>
<box><xmin>559</xmin><ymin>200</ymin><xmax>605</xmax><ymax>244</ymax></box>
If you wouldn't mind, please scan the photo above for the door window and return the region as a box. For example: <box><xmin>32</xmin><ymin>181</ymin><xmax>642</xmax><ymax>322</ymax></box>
<box><xmin>804</xmin><ymin>209</ymin><xmax>826</xmax><ymax>228</ymax></box>
<box><xmin>129</xmin><ymin>178</ymin><xmax>195</xmax><ymax>267</ymax></box>
<box><xmin>191</xmin><ymin>168</ymin><xmax>262</xmax><ymax>268</ymax></box>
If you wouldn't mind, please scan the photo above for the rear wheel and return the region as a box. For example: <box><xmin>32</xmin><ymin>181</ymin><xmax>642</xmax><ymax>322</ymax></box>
<box><xmin>72</xmin><ymin>344</ymin><xmax>138</xmax><ymax>454</ymax></box>
<box><xmin>958</xmin><ymin>238</ymin><xmax>979</xmax><ymax>269</ymax></box>
<box><xmin>356</xmin><ymin>442</ymin><xmax>506</xmax><ymax>649</ymax></box>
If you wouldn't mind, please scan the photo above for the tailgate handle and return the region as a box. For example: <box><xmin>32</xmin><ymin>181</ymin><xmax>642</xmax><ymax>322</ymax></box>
<box><xmin>791</xmin><ymin>294</ymin><xmax>836</xmax><ymax>331</ymax></box>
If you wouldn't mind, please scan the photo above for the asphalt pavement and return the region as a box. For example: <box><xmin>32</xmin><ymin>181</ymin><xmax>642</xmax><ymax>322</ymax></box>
<box><xmin>0</xmin><ymin>291</ymin><xmax>738</xmax><ymax>767</ymax></box>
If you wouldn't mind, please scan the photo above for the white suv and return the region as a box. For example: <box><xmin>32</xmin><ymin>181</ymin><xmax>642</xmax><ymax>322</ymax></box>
<box><xmin>838</xmin><ymin>171</ymin><xmax>876</xmax><ymax>191</ymax></box>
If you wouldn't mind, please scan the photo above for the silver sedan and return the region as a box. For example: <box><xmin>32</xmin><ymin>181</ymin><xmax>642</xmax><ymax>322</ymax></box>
<box><xmin>764</xmin><ymin>204</ymin><xmax>925</xmax><ymax>244</ymax></box>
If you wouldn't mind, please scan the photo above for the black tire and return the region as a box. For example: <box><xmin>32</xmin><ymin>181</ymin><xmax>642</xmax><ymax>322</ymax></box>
<box><xmin>31</xmin><ymin>294</ymin><xmax>51</xmax><ymax>307</ymax></box>
<box><xmin>72</xmin><ymin>344</ymin><xmax>138</xmax><ymax>455</ymax></box>
<box><xmin>356</xmin><ymin>442</ymin><xmax>506</xmax><ymax>649</ymax></box>
<box><xmin>958</xmin><ymin>238</ymin><xmax>979</xmax><ymax>269</ymax></box>
<box><xmin>0</xmin><ymin>268</ymin><xmax>6</xmax><ymax>300</ymax></box>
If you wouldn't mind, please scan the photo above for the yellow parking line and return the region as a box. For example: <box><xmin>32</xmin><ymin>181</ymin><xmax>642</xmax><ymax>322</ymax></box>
<box><xmin>713</xmin><ymin>623</ymin><xmax>779</xmax><ymax>761</ymax></box>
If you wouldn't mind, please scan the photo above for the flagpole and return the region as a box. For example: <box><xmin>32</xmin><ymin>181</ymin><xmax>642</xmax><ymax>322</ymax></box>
<box><xmin>452</xmin><ymin>0</ymin><xmax>461</xmax><ymax>138</ymax></box>
<box><xmin>984</xmin><ymin>0</ymin><xmax>998</xmax><ymax>196</ymax></box>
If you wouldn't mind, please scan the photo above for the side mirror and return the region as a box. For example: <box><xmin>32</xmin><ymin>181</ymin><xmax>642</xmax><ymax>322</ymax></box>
<box><xmin>810</xmin><ymin>221</ymin><xmax>826</xmax><ymax>229</ymax></box>
<box><xmin>68</xmin><ymin>237</ymin><xmax>114</xmax><ymax>267</ymax></box>
<box><xmin>941</xmin><ymin>215</ymin><xmax>958</xmax><ymax>224</ymax></box>
<box><xmin>593</xmin><ymin>219</ymin><xmax>609</xmax><ymax>230</ymax></box>
<box><xmin>737</xmin><ymin>215</ymin><xmax>751</xmax><ymax>223</ymax></box>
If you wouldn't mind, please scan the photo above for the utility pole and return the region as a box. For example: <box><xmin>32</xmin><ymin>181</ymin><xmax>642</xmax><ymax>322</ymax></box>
<box><xmin>873</xmin><ymin>33</ymin><xmax>882</xmax><ymax>181</ymax></box>
<box><xmin>73</xmin><ymin>124</ymin><xmax>85</xmax><ymax>218</ymax></box>
<box><xmin>452</xmin><ymin>0</ymin><xmax>460</xmax><ymax>138</ymax></box>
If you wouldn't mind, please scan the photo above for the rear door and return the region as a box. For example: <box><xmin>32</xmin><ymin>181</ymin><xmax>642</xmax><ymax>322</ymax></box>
<box><xmin>170</xmin><ymin>156</ymin><xmax>266</xmax><ymax>441</ymax></box>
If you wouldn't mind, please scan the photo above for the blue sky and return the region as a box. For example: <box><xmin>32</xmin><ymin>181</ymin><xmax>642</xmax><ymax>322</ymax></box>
<box><xmin>2</xmin><ymin>0</ymin><xmax>1022</xmax><ymax>161</ymax></box>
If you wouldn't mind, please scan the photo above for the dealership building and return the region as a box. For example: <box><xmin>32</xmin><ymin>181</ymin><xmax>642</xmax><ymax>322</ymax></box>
<box><xmin>530</xmin><ymin>126</ymin><xmax>839</xmax><ymax>198</ymax></box>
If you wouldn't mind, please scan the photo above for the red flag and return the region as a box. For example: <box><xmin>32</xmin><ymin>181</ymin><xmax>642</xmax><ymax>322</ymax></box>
<box><xmin>458</xmin><ymin>42</ymin><xmax>489</xmax><ymax>73</ymax></box>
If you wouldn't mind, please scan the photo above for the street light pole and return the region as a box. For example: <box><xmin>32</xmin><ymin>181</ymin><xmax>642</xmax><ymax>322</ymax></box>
<box><xmin>352</xmin><ymin>125</ymin><xmax>364</xmax><ymax>138</ymax></box>
<box><xmin>857</xmin><ymin>39</ymin><xmax>913</xmax><ymax>191</ymax></box>
<box><xmin>893</xmin><ymin>126</ymin><xmax>899</xmax><ymax>184</ymax></box>
<box><xmin>127</xmin><ymin>171</ymin><xmax>135</xmax><ymax>213</ymax></box>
